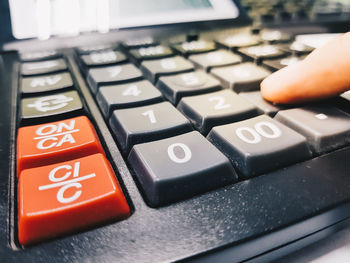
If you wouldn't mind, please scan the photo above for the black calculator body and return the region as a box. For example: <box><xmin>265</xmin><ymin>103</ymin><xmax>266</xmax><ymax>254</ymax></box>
<box><xmin>1</xmin><ymin>0</ymin><xmax>350</xmax><ymax>262</ymax></box>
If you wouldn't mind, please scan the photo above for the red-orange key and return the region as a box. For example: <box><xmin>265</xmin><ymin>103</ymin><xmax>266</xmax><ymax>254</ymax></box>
<box><xmin>17</xmin><ymin>116</ymin><xmax>104</xmax><ymax>174</ymax></box>
<box><xmin>18</xmin><ymin>153</ymin><xmax>130</xmax><ymax>246</ymax></box>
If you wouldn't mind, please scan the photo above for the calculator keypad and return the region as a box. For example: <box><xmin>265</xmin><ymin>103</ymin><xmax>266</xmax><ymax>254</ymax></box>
<box><xmin>14</xmin><ymin>29</ymin><xmax>350</xmax><ymax>247</ymax></box>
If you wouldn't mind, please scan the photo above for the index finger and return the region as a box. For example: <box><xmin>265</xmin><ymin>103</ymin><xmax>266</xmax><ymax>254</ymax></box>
<box><xmin>260</xmin><ymin>32</ymin><xmax>350</xmax><ymax>104</ymax></box>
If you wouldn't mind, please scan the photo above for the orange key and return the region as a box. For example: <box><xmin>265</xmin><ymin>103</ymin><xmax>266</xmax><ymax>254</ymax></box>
<box><xmin>18</xmin><ymin>153</ymin><xmax>130</xmax><ymax>246</ymax></box>
<box><xmin>17</xmin><ymin>116</ymin><xmax>104</xmax><ymax>174</ymax></box>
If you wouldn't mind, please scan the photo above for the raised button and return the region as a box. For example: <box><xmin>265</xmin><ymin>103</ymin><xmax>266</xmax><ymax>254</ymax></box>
<box><xmin>87</xmin><ymin>64</ymin><xmax>143</xmax><ymax>94</ymax></box>
<box><xmin>97</xmin><ymin>80</ymin><xmax>163</xmax><ymax>117</ymax></box>
<box><xmin>129</xmin><ymin>45</ymin><xmax>173</xmax><ymax>62</ymax></box>
<box><xmin>21</xmin><ymin>59</ymin><xmax>67</xmax><ymax>76</ymax></box>
<box><xmin>128</xmin><ymin>131</ymin><xmax>236</xmax><ymax>207</ymax></box>
<box><xmin>260</xmin><ymin>30</ymin><xmax>292</xmax><ymax>43</ymax></box>
<box><xmin>21</xmin><ymin>72</ymin><xmax>73</xmax><ymax>94</ymax></box>
<box><xmin>81</xmin><ymin>50</ymin><xmax>127</xmax><ymax>67</ymax></box>
<box><xmin>207</xmin><ymin>115</ymin><xmax>311</xmax><ymax>177</ymax></box>
<box><xmin>77</xmin><ymin>44</ymin><xmax>116</xmax><ymax>54</ymax></box>
<box><xmin>263</xmin><ymin>56</ymin><xmax>305</xmax><ymax>71</ymax></box>
<box><xmin>172</xmin><ymin>40</ymin><xmax>216</xmax><ymax>55</ymax></box>
<box><xmin>157</xmin><ymin>71</ymin><xmax>221</xmax><ymax>105</ymax></box>
<box><xmin>21</xmin><ymin>90</ymin><xmax>83</xmax><ymax>124</ymax></box>
<box><xmin>18</xmin><ymin>154</ymin><xmax>130</xmax><ymax>246</ymax></box>
<box><xmin>17</xmin><ymin>116</ymin><xmax>104</xmax><ymax>173</ymax></box>
<box><xmin>19</xmin><ymin>50</ymin><xmax>59</xmax><ymax>62</ymax></box>
<box><xmin>275</xmin><ymin>106</ymin><xmax>350</xmax><ymax>154</ymax></box>
<box><xmin>109</xmin><ymin>102</ymin><xmax>193</xmax><ymax>153</ymax></box>
<box><xmin>123</xmin><ymin>37</ymin><xmax>158</xmax><ymax>48</ymax></box>
<box><xmin>141</xmin><ymin>56</ymin><xmax>194</xmax><ymax>83</ymax></box>
<box><xmin>189</xmin><ymin>50</ymin><xmax>242</xmax><ymax>72</ymax></box>
<box><xmin>216</xmin><ymin>33</ymin><xmax>261</xmax><ymax>49</ymax></box>
<box><xmin>177</xmin><ymin>90</ymin><xmax>258</xmax><ymax>134</ymax></box>
<box><xmin>238</xmin><ymin>45</ymin><xmax>286</xmax><ymax>62</ymax></box>
<box><xmin>210</xmin><ymin>62</ymin><xmax>271</xmax><ymax>92</ymax></box>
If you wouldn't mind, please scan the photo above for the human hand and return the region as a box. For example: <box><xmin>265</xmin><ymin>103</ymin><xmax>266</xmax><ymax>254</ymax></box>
<box><xmin>260</xmin><ymin>32</ymin><xmax>350</xmax><ymax>104</ymax></box>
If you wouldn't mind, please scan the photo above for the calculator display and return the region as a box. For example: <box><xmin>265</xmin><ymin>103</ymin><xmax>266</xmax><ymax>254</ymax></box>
<box><xmin>8</xmin><ymin>0</ymin><xmax>239</xmax><ymax>39</ymax></box>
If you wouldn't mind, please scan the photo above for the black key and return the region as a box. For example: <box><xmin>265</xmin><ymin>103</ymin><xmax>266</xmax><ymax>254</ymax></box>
<box><xmin>260</xmin><ymin>29</ymin><xmax>292</xmax><ymax>43</ymax></box>
<box><xmin>81</xmin><ymin>50</ymin><xmax>127</xmax><ymax>66</ymax></box>
<box><xmin>129</xmin><ymin>45</ymin><xmax>173</xmax><ymax>62</ymax></box>
<box><xmin>21</xmin><ymin>90</ymin><xmax>83</xmax><ymax>124</ymax></box>
<box><xmin>157</xmin><ymin>71</ymin><xmax>221</xmax><ymax>105</ymax></box>
<box><xmin>275</xmin><ymin>106</ymin><xmax>350</xmax><ymax>154</ymax></box>
<box><xmin>210</xmin><ymin>62</ymin><xmax>271</xmax><ymax>92</ymax></box>
<box><xmin>141</xmin><ymin>56</ymin><xmax>194</xmax><ymax>83</ymax></box>
<box><xmin>87</xmin><ymin>64</ymin><xmax>143</xmax><ymax>94</ymax></box>
<box><xmin>21</xmin><ymin>59</ymin><xmax>67</xmax><ymax>76</ymax></box>
<box><xmin>239</xmin><ymin>91</ymin><xmax>285</xmax><ymax>117</ymax></box>
<box><xmin>278</xmin><ymin>41</ymin><xmax>314</xmax><ymax>55</ymax></box>
<box><xmin>109</xmin><ymin>102</ymin><xmax>193</xmax><ymax>153</ymax></box>
<box><xmin>97</xmin><ymin>80</ymin><xmax>163</xmax><ymax>117</ymax></box>
<box><xmin>263</xmin><ymin>56</ymin><xmax>305</xmax><ymax>71</ymax></box>
<box><xmin>216</xmin><ymin>33</ymin><xmax>261</xmax><ymax>50</ymax></box>
<box><xmin>177</xmin><ymin>90</ymin><xmax>258</xmax><ymax>134</ymax></box>
<box><xmin>207</xmin><ymin>115</ymin><xmax>311</xmax><ymax>177</ymax></box>
<box><xmin>128</xmin><ymin>131</ymin><xmax>237</xmax><ymax>207</ymax></box>
<box><xmin>21</xmin><ymin>72</ymin><xmax>73</xmax><ymax>94</ymax></box>
<box><xmin>19</xmin><ymin>50</ymin><xmax>59</xmax><ymax>62</ymax></box>
<box><xmin>172</xmin><ymin>40</ymin><xmax>216</xmax><ymax>55</ymax></box>
<box><xmin>189</xmin><ymin>50</ymin><xmax>242</xmax><ymax>72</ymax></box>
<box><xmin>238</xmin><ymin>45</ymin><xmax>286</xmax><ymax>62</ymax></box>
<box><xmin>77</xmin><ymin>44</ymin><xmax>116</xmax><ymax>54</ymax></box>
<box><xmin>122</xmin><ymin>37</ymin><xmax>158</xmax><ymax>48</ymax></box>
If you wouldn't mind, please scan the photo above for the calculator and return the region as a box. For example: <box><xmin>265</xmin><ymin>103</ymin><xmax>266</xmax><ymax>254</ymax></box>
<box><xmin>1</xmin><ymin>0</ymin><xmax>350</xmax><ymax>262</ymax></box>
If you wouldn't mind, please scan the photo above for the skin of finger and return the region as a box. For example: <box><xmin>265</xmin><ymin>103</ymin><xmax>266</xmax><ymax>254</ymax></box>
<box><xmin>260</xmin><ymin>32</ymin><xmax>350</xmax><ymax>104</ymax></box>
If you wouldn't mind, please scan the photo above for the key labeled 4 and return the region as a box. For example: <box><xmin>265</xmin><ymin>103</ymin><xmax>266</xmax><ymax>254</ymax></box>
<box><xmin>17</xmin><ymin>116</ymin><xmax>104</xmax><ymax>174</ymax></box>
<box><xmin>18</xmin><ymin>154</ymin><xmax>130</xmax><ymax>246</ymax></box>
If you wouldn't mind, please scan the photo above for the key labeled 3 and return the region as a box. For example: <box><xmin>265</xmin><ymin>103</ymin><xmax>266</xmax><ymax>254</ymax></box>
<box><xmin>17</xmin><ymin>116</ymin><xmax>104</xmax><ymax>173</ymax></box>
<box><xmin>18</xmin><ymin>154</ymin><xmax>130</xmax><ymax>246</ymax></box>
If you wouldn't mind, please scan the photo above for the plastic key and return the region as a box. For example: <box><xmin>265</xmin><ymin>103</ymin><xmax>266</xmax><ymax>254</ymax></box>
<box><xmin>141</xmin><ymin>56</ymin><xmax>194</xmax><ymax>83</ymax></box>
<box><xmin>211</xmin><ymin>62</ymin><xmax>271</xmax><ymax>92</ymax></box>
<box><xmin>18</xmin><ymin>154</ymin><xmax>130</xmax><ymax>246</ymax></box>
<box><xmin>275</xmin><ymin>106</ymin><xmax>350</xmax><ymax>154</ymax></box>
<box><xmin>17</xmin><ymin>116</ymin><xmax>104</xmax><ymax>173</ymax></box>
<box><xmin>207</xmin><ymin>115</ymin><xmax>311</xmax><ymax>177</ymax></box>
<box><xmin>21</xmin><ymin>59</ymin><xmax>67</xmax><ymax>76</ymax></box>
<box><xmin>128</xmin><ymin>131</ymin><xmax>237</xmax><ymax>207</ymax></box>
<box><xmin>157</xmin><ymin>71</ymin><xmax>221</xmax><ymax>105</ymax></box>
<box><xmin>87</xmin><ymin>64</ymin><xmax>143</xmax><ymax>93</ymax></box>
<box><xmin>110</xmin><ymin>102</ymin><xmax>193</xmax><ymax>153</ymax></box>
<box><xmin>97</xmin><ymin>80</ymin><xmax>163</xmax><ymax>117</ymax></box>
<box><xmin>21</xmin><ymin>90</ymin><xmax>83</xmax><ymax>124</ymax></box>
<box><xmin>178</xmin><ymin>90</ymin><xmax>258</xmax><ymax>134</ymax></box>
<box><xmin>81</xmin><ymin>50</ymin><xmax>127</xmax><ymax>67</ymax></box>
<box><xmin>189</xmin><ymin>50</ymin><xmax>242</xmax><ymax>72</ymax></box>
<box><xmin>21</xmin><ymin>72</ymin><xmax>73</xmax><ymax>94</ymax></box>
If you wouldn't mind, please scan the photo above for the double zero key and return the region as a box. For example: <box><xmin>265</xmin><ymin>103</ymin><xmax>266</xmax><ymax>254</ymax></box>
<box><xmin>207</xmin><ymin>115</ymin><xmax>311</xmax><ymax>177</ymax></box>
